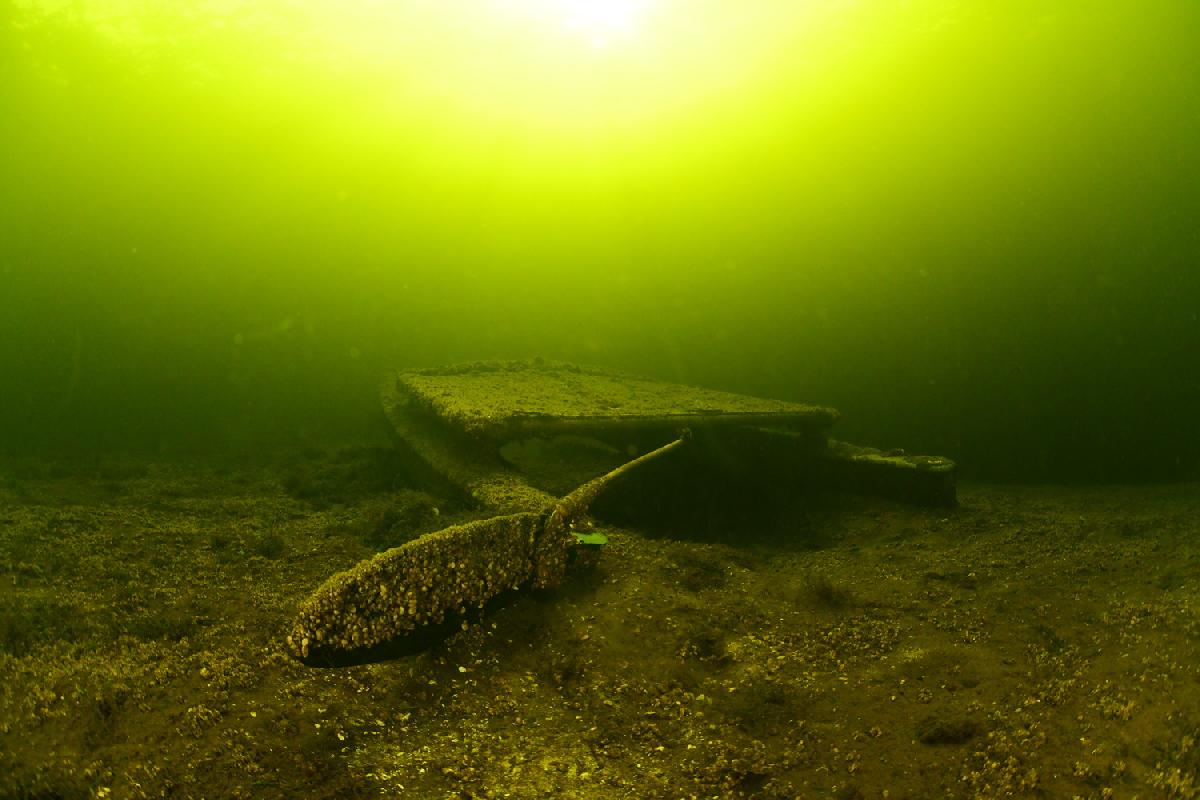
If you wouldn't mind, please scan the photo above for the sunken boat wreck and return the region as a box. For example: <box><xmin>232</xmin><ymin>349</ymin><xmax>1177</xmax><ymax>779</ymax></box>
<box><xmin>290</xmin><ymin>360</ymin><xmax>956</xmax><ymax>663</ymax></box>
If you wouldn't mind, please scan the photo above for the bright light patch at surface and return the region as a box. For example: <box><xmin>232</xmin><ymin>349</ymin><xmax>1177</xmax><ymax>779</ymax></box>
<box><xmin>554</xmin><ymin>0</ymin><xmax>645</xmax><ymax>47</ymax></box>
<box><xmin>497</xmin><ymin>0</ymin><xmax>648</xmax><ymax>48</ymax></box>
<box><xmin>11</xmin><ymin>0</ymin><xmax>859</xmax><ymax>144</ymax></box>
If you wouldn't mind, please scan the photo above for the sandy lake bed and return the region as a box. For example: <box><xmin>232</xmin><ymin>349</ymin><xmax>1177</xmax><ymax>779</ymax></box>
<box><xmin>2</xmin><ymin>447</ymin><xmax>1197</xmax><ymax>799</ymax></box>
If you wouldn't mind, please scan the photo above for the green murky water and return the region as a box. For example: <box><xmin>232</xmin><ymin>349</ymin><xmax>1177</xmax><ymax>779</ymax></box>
<box><xmin>2</xmin><ymin>0</ymin><xmax>1197</xmax><ymax>481</ymax></box>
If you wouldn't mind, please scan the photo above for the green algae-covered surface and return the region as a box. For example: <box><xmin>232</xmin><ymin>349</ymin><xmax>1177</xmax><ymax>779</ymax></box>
<box><xmin>2</xmin><ymin>448</ymin><xmax>1199</xmax><ymax>799</ymax></box>
<box><xmin>397</xmin><ymin>361</ymin><xmax>840</xmax><ymax>440</ymax></box>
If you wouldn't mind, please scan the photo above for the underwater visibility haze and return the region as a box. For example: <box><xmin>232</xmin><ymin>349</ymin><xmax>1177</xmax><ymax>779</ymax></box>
<box><xmin>2</xmin><ymin>1</ymin><xmax>1200</xmax><ymax>474</ymax></box>
<box><xmin>6</xmin><ymin>3</ymin><xmax>1200</xmax><ymax>799</ymax></box>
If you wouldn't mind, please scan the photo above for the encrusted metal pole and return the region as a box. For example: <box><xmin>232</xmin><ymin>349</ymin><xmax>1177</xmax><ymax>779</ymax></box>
<box><xmin>287</xmin><ymin>434</ymin><xmax>688</xmax><ymax>661</ymax></box>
